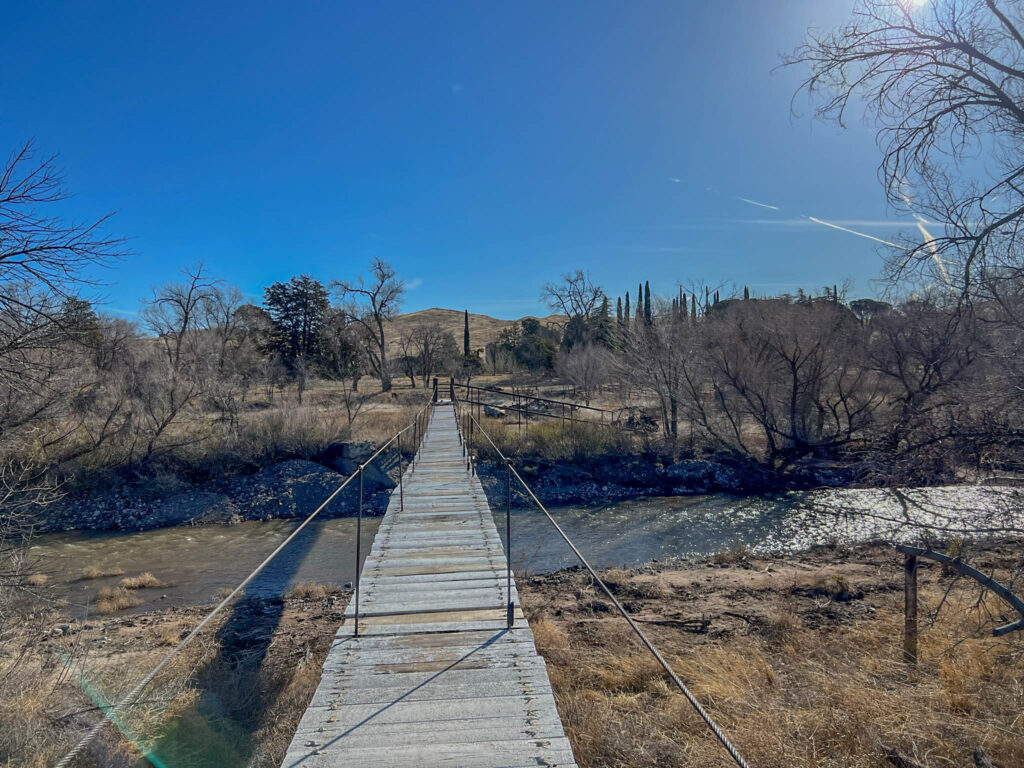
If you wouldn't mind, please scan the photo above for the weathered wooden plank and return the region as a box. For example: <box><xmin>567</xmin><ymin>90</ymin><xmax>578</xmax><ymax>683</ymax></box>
<box><xmin>280</xmin><ymin>404</ymin><xmax>574</xmax><ymax>768</ymax></box>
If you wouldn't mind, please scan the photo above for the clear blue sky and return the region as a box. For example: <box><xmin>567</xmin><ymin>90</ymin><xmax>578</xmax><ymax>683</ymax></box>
<box><xmin>2</xmin><ymin>1</ymin><xmax>907</xmax><ymax>319</ymax></box>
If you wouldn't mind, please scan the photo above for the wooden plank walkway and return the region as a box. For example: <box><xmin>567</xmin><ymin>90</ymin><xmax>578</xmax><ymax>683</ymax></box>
<box><xmin>280</xmin><ymin>403</ymin><xmax>577</xmax><ymax>767</ymax></box>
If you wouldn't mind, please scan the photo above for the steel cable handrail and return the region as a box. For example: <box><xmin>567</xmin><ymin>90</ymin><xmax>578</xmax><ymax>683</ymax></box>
<box><xmin>53</xmin><ymin>401</ymin><xmax>432</xmax><ymax>768</ymax></box>
<box><xmin>452</xmin><ymin>396</ymin><xmax>752</xmax><ymax>768</ymax></box>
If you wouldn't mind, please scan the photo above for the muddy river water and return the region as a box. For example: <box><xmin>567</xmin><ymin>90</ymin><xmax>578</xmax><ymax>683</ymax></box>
<box><xmin>29</xmin><ymin>485</ymin><xmax>1024</xmax><ymax>615</ymax></box>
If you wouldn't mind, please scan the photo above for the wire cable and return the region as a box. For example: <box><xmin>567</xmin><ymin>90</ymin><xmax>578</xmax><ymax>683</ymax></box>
<box><xmin>453</xmin><ymin>398</ymin><xmax>752</xmax><ymax>768</ymax></box>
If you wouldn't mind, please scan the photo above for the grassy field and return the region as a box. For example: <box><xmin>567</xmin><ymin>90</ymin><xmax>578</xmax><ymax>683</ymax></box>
<box><xmin>519</xmin><ymin>542</ymin><xmax>1024</xmax><ymax>768</ymax></box>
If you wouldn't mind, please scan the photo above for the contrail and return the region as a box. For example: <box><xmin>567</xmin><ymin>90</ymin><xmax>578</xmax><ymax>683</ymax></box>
<box><xmin>900</xmin><ymin>191</ymin><xmax>954</xmax><ymax>288</ymax></box>
<box><xmin>807</xmin><ymin>216</ymin><xmax>901</xmax><ymax>247</ymax></box>
<box><xmin>737</xmin><ymin>196</ymin><xmax>779</xmax><ymax>210</ymax></box>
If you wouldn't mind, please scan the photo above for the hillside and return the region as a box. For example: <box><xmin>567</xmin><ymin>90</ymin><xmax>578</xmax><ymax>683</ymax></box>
<box><xmin>384</xmin><ymin>308</ymin><xmax>563</xmax><ymax>355</ymax></box>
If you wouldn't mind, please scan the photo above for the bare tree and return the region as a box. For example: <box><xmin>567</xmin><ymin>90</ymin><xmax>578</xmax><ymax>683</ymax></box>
<box><xmin>620</xmin><ymin>299</ymin><xmax>691</xmax><ymax>440</ymax></box>
<box><xmin>541</xmin><ymin>271</ymin><xmax>605</xmax><ymax>348</ymax></box>
<box><xmin>787</xmin><ymin>0</ymin><xmax>1024</xmax><ymax>292</ymax></box>
<box><xmin>333</xmin><ymin>259</ymin><xmax>404</xmax><ymax>392</ymax></box>
<box><xmin>131</xmin><ymin>267</ymin><xmax>219</xmax><ymax>462</ymax></box>
<box><xmin>558</xmin><ymin>344</ymin><xmax>611</xmax><ymax>405</ymax></box>
<box><xmin>680</xmin><ymin>299</ymin><xmax>884</xmax><ymax>470</ymax></box>
<box><xmin>0</xmin><ymin>140</ymin><xmax>124</xmax><ymax>589</ymax></box>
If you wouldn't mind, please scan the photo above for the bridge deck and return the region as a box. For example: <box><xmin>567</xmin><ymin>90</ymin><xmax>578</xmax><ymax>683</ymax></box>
<box><xmin>280</xmin><ymin>404</ymin><xmax>577</xmax><ymax>767</ymax></box>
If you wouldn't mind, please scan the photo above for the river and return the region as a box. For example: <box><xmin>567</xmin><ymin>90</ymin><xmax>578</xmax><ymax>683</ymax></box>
<box><xmin>29</xmin><ymin>484</ymin><xmax>1024</xmax><ymax>616</ymax></box>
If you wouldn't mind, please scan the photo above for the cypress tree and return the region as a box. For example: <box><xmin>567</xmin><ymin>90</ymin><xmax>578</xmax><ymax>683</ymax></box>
<box><xmin>744</xmin><ymin>285</ymin><xmax>750</xmax><ymax>300</ymax></box>
<box><xmin>464</xmin><ymin>309</ymin><xmax>470</xmax><ymax>357</ymax></box>
<box><xmin>714</xmin><ymin>290</ymin><xmax>720</xmax><ymax>306</ymax></box>
<box><xmin>643</xmin><ymin>280</ymin><xmax>652</xmax><ymax>324</ymax></box>
<box><xmin>624</xmin><ymin>291</ymin><xmax>631</xmax><ymax>331</ymax></box>
<box><xmin>833</xmin><ymin>284</ymin><xmax>839</xmax><ymax>303</ymax></box>
<box><xmin>616</xmin><ymin>296</ymin><xmax>623</xmax><ymax>325</ymax></box>
<box><xmin>690</xmin><ymin>293</ymin><xmax>697</xmax><ymax>319</ymax></box>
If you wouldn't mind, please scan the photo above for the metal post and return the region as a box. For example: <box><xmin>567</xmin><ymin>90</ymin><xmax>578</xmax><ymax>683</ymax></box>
<box><xmin>432</xmin><ymin>377</ymin><xmax>438</xmax><ymax>403</ymax></box>
<box><xmin>506</xmin><ymin>461</ymin><xmax>513</xmax><ymax>628</ymax></box>
<box><xmin>355</xmin><ymin>465</ymin><xmax>363</xmax><ymax>637</ymax></box>
<box><xmin>904</xmin><ymin>553</ymin><xmax>918</xmax><ymax>665</ymax></box>
<box><xmin>398</xmin><ymin>432</ymin><xmax>404</xmax><ymax>512</ymax></box>
<box><xmin>517</xmin><ymin>394</ymin><xmax>522</xmax><ymax>435</ymax></box>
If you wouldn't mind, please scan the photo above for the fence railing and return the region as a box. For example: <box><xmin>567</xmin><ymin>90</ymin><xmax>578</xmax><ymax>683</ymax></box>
<box><xmin>438</xmin><ymin>375</ymin><xmax>652</xmax><ymax>437</ymax></box>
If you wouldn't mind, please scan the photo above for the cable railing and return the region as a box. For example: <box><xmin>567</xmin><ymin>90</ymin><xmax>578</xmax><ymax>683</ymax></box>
<box><xmin>53</xmin><ymin>400</ymin><xmax>433</xmax><ymax>768</ymax></box>
<box><xmin>450</xmin><ymin>390</ymin><xmax>752</xmax><ymax>768</ymax></box>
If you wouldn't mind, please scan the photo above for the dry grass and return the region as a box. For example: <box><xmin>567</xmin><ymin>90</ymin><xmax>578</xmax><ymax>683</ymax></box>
<box><xmin>94</xmin><ymin>586</ymin><xmax>144</xmax><ymax>614</ymax></box>
<box><xmin>1</xmin><ymin>588</ymin><xmax>347</xmax><ymax>766</ymax></box>
<box><xmin>25</xmin><ymin>573</ymin><xmax>48</xmax><ymax>587</ymax></box>
<box><xmin>119</xmin><ymin>572</ymin><xmax>162</xmax><ymax>589</ymax></box>
<box><xmin>522</xmin><ymin>545</ymin><xmax>1024</xmax><ymax>768</ymax></box>
<box><xmin>285</xmin><ymin>581</ymin><xmax>341</xmax><ymax>600</ymax></box>
<box><xmin>81</xmin><ymin>565</ymin><xmax>125</xmax><ymax>579</ymax></box>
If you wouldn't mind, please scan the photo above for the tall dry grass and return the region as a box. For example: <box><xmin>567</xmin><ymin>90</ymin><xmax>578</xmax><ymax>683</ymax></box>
<box><xmin>525</xmin><ymin>565</ymin><xmax>1024</xmax><ymax>767</ymax></box>
<box><xmin>0</xmin><ymin>590</ymin><xmax>346</xmax><ymax>767</ymax></box>
<box><xmin>473</xmin><ymin>417</ymin><xmax>637</xmax><ymax>462</ymax></box>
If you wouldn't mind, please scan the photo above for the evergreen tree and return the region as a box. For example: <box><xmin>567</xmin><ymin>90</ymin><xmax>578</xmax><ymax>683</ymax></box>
<box><xmin>594</xmin><ymin>295</ymin><xmax>615</xmax><ymax>348</ymax></box>
<box><xmin>714</xmin><ymin>290</ymin><xmax>720</xmax><ymax>305</ymax></box>
<box><xmin>463</xmin><ymin>309</ymin><xmax>470</xmax><ymax>357</ymax></box>
<box><xmin>616</xmin><ymin>296</ymin><xmax>623</xmax><ymax>325</ymax></box>
<box><xmin>744</xmin><ymin>285</ymin><xmax>750</xmax><ymax>300</ymax></box>
<box><xmin>690</xmin><ymin>293</ymin><xmax>697</xmax><ymax>319</ymax></box>
<box><xmin>263</xmin><ymin>275</ymin><xmax>330</xmax><ymax>369</ymax></box>
<box><xmin>624</xmin><ymin>291</ymin><xmax>631</xmax><ymax>331</ymax></box>
<box><xmin>643</xmin><ymin>280</ymin><xmax>652</xmax><ymax>324</ymax></box>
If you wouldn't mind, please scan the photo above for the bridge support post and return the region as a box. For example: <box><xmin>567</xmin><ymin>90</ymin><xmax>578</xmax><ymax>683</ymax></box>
<box><xmin>449</xmin><ymin>376</ymin><xmax>455</xmax><ymax>401</ymax></box>
<box><xmin>506</xmin><ymin>461</ymin><xmax>513</xmax><ymax>628</ymax></box>
<box><xmin>432</xmin><ymin>378</ymin><xmax>438</xmax><ymax>403</ymax></box>
<box><xmin>398</xmin><ymin>433</ymin><xmax>404</xmax><ymax>512</ymax></box>
<box><xmin>355</xmin><ymin>465</ymin><xmax>363</xmax><ymax>637</ymax></box>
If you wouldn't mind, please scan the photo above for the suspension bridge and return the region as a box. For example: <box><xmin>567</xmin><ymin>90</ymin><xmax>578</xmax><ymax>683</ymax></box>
<box><xmin>279</xmin><ymin>403</ymin><xmax>577</xmax><ymax>767</ymax></box>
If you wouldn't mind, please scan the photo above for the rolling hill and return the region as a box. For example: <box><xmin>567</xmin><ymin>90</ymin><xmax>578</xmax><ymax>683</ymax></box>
<box><xmin>384</xmin><ymin>308</ymin><xmax>563</xmax><ymax>355</ymax></box>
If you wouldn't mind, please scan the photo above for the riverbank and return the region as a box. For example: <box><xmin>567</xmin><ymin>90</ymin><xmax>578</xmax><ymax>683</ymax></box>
<box><xmin>24</xmin><ymin>451</ymin><xmax>398</xmax><ymax>534</ymax></box>
<box><xmin>518</xmin><ymin>540</ymin><xmax>1024</xmax><ymax>767</ymax></box>
<box><xmin>476</xmin><ymin>449</ymin><xmax>863</xmax><ymax>509</ymax></box>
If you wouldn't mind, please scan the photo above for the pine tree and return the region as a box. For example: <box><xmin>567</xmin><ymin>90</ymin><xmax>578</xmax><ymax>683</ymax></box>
<box><xmin>464</xmin><ymin>309</ymin><xmax>470</xmax><ymax>357</ymax></box>
<box><xmin>595</xmin><ymin>295</ymin><xmax>614</xmax><ymax>347</ymax></box>
<box><xmin>744</xmin><ymin>285</ymin><xmax>750</xmax><ymax>300</ymax></box>
<box><xmin>643</xmin><ymin>280</ymin><xmax>652</xmax><ymax>324</ymax></box>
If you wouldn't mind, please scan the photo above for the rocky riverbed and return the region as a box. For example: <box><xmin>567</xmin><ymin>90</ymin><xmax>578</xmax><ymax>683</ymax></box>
<box><xmin>28</xmin><ymin>442</ymin><xmax>401</xmax><ymax>533</ymax></box>
<box><xmin>477</xmin><ymin>450</ymin><xmax>858</xmax><ymax>508</ymax></box>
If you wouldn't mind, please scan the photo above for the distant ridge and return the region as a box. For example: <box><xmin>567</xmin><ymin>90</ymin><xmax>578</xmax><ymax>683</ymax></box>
<box><xmin>385</xmin><ymin>307</ymin><xmax>563</xmax><ymax>354</ymax></box>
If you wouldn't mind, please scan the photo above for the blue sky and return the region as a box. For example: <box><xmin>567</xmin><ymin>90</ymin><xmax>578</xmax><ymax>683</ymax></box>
<box><xmin>2</xmin><ymin>1</ymin><xmax>909</xmax><ymax>319</ymax></box>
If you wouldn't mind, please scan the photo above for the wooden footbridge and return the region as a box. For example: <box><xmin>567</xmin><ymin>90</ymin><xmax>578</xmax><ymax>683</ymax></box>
<box><xmin>279</xmin><ymin>403</ymin><xmax>578</xmax><ymax>767</ymax></box>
